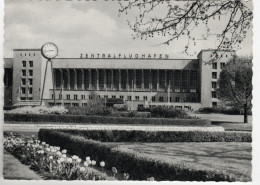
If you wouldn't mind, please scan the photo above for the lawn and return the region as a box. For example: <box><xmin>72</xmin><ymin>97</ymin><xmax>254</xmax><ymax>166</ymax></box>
<box><xmin>112</xmin><ymin>142</ymin><xmax>252</xmax><ymax>181</ymax></box>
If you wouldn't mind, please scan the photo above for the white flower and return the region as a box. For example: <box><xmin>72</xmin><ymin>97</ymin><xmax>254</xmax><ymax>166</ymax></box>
<box><xmin>87</xmin><ymin>159</ymin><xmax>92</xmax><ymax>165</ymax></box>
<box><xmin>67</xmin><ymin>158</ymin><xmax>72</xmax><ymax>163</ymax></box>
<box><xmin>31</xmin><ymin>135</ymin><xmax>35</xmax><ymax>138</ymax></box>
<box><xmin>86</xmin><ymin>157</ymin><xmax>90</xmax><ymax>161</ymax></box>
<box><xmin>42</xmin><ymin>142</ymin><xmax>46</xmax><ymax>145</ymax></box>
<box><xmin>46</xmin><ymin>148</ymin><xmax>50</xmax><ymax>152</ymax></box>
<box><xmin>60</xmin><ymin>158</ymin><xmax>65</xmax><ymax>162</ymax></box>
<box><xmin>57</xmin><ymin>160</ymin><xmax>61</xmax><ymax>164</ymax></box>
<box><xmin>27</xmin><ymin>143</ymin><xmax>30</xmax><ymax>147</ymax></box>
<box><xmin>56</xmin><ymin>151</ymin><xmax>62</xmax><ymax>156</ymax></box>
<box><xmin>62</xmin><ymin>154</ymin><xmax>67</xmax><ymax>158</ymax></box>
<box><xmin>49</xmin><ymin>156</ymin><xmax>53</xmax><ymax>160</ymax></box>
<box><xmin>62</xmin><ymin>149</ymin><xmax>67</xmax><ymax>154</ymax></box>
<box><xmin>100</xmin><ymin>161</ymin><xmax>105</xmax><ymax>167</ymax></box>
<box><xmin>80</xmin><ymin>167</ymin><xmax>85</xmax><ymax>172</ymax></box>
<box><xmin>76</xmin><ymin>158</ymin><xmax>82</xmax><ymax>163</ymax></box>
<box><xmin>51</xmin><ymin>149</ymin><xmax>56</xmax><ymax>153</ymax></box>
<box><xmin>84</xmin><ymin>161</ymin><xmax>89</xmax><ymax>167</ymax></box>
<box><xmin>72</xmin><ymin>155</ymin><xmax>78</xmax><ymax>160</ymax></box>
<box><xmin>56</xmin><ymin>146</ymin><xmax>60</xmax><ymax>151</ymax></box>
<box><xmin>91</xmin><ymin>160</ymin><xmax>96</xmax><ymax>165</ymax></box>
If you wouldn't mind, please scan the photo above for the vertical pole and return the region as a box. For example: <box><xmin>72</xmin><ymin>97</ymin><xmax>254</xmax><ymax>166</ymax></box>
<box><xmin>51</xmin><ymin>60</ymin><xmax>56</xmax><ymax>105</ymax></box>
<box><xmin>132</xmin><ymin>80</ymin><xmax>134</xmax><ymax>110</ymax></box>
<box><xmin>40</xmin><ymin>60</ymin><xmax>49</xmax><ymax>106</ymax></box>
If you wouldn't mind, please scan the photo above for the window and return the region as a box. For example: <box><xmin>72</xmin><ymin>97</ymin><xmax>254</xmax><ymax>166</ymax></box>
<box><xmin>138</xmin><ymin>104</ymin><xmax>143</xmax><ymax>108</ymax></box>
<box><xmin>29</xmin><ymin>70</ymin><xmax>33</xmax><ymax>76</ymax></box>
<box><xmin>22</xmin><ymin>70</ymin><xmax>26</xmax><ymax>76</ymax></box>
<box><xmin>74</xmin><ymin>95</ymin><xmax>78</xmax><ymax>100</ymax></box>
<box><xmin>152</xmin><ymin>96</ymin><xmax>156</xmax><ymax>102</ymax></box>
<box><xmin>34</xmin><ymin>53</ymin><xmax>35</xmax><ymax>56</ymax></box>
<box><xmin>112</xmin><ymin>95</ymin><xmax>116</xmax><ymax>98</ymax></box>
<box><xmin>59</xmin><ymin>94</ymin><xmax>62</xmax><ymax>100</ymax></box>
<box><xmin>82</xmin><ymin>103</ymin><xmax>87</xmax><ymax>106</ymax></box>
<box><xmin>22</xmin><ymin>88</ymin><xmax>26</xmax><ymax>94</ymax></box>
<box><xmin>192</xmin><ymin>97</ymin><xmax>196</xmax><ymax>102</ymax></box>
<box><xmin>212</xmin><ymin>72</ymin><xmax>217</xmax><ymax>79</ymax></box>
<box><xmin>127</xmin><ymin>96</ymin><xmax>132</xmax><ymax>101</ymax></box>
<box><xmin>21</xmin><ymin>97</ymin><xmax>26</xmax><ymax>100</ymax></box>
<box><xmin>212</xmin><ymin>91</ymin><xmax>217</xmax><ymax>98</ymax></box>
<box><xmin>29</xmin><ymin>88</ymin><xmax>32</xmax><ymax>94</ymax></box>
<box><xmin>52</xmin><ymin>94</ymin><xmax>54</xmax><ymax>99</ymax></box>
<box><xmin>159</xmin><ymin>97</ymin><xmax>164</xmax><ymax>102</ymax></box>
<box><xmin>22</xmin><ymin>79</ymin><xmax>26</xmax><ymax>85</ymax></box>
<box><xmin>29</xmin><ymin>61</ymin><xmax>33</xmax><ymax>67</ymax></box>
<box><xmin>66</xmin><ymin>95</ymin><xmax>70</xmax><ymax>100</ymax></box>
<box><xmin>212</xmin><ymin>82</ymin><xmax>217</xmax><ymax>89</ymax></box>
<box><xmin>22</xmin><ymin>61</ymin><xmax>26</xmax><ymax>67</ymax></box>
<box><xmin>135</xmin><ymin>96</ymin><xmax>139</xmax><ymax>100</ymax></box>
<box><xmin>175</xmin><ymin>97</ymin><xmax>180</xmax><ymax>102</ymax></box>
<box><xmin>143</xmin><ymin>96</ymin><xmax>147</xmax><ymax>101</ymax></box>
<box><xmin>29</xmin><ymin>79</ymin><xmax>33</xmax><ymax>85</ymax></box>
<box><xmin>64</xmin><ymin>103</ymin><xmax>71</xmax><ymax>107</ymax></box>
<box><xmin>89</xmin><ymin>95</ymin><xmax>92</xmax><ymax>99</ymax></box>
<box><xmin>104</xmin><ymin>95</ymin><xmax>108</xmax><ymax>98</ymax></box>
<box><xmin>120</xmin><ymin>95</ymin><xmax>124</xmax><ymax>99</ymax></box>
<box><xmin>212</xmin><ymin>63</ymin><xmax>217</xmax><ymax>69</ymax></box>
<box><xmin>212</xmin><ymin>102</ymin><xmax>217</xmax><ymax>107</ymax></box>
<box><xmin>29</xmin><ymin>53</ymin><xmax>30</xmax><ymax>56</ymax></box>
<box><xmin>72</xmin><ymin>103</ymin><xmax>79</xmax><ymax>107</ymax></box>
<box><xmin>28</xmin><ymin>97</ymin><xmax>33</xmax><ymax>100</ymax></box>
<box><xmin>220</xmin><ymin>63</ymin><xmax>226</xmax><ymax>69</ymax></box>
<box><xmin>81</xmin><ymin>95</ymin><xmax>85</xmax><ymax>99</ymax></box>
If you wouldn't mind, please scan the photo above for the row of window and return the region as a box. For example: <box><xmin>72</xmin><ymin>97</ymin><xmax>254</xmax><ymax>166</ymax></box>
<box><xmin>212</xmin><ymin>62</ymin><xmax>226</xmax><ymax>70</ymax></box>
<box><xmin>20</xmin><ymin>53</ymin><xmax>36</xmax><ymax>57</ymax></box>
<box><xmin>22</xmin><ymin>69</ymin><xmax>33</xmax><ymax>76</ymax></box>
<box><xmin>21</xmin><ymin>78</ymin><xmax>33</xmax><ymax>85</ymax></box>
<box><xmin>52</xmin><ymin>94</ymin><xmax>197</xmax><ymax>102</ymax></box>
<box><xmin>22</xmin><ymin>61</ymin><xmax>33</xmax><ymax>68</ymax></box>
<box><xmin>21</xmin><ymin>87</ymin><xmax>33</xmax><ymax>94</ymax></box>
<box><xmin>210</xmin><ymin>53</ymin><xmax>230</xmax><ymax>58</ymax></box>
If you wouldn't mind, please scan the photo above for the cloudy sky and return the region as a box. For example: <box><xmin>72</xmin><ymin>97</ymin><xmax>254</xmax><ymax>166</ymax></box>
<box><xmin>4</xmin><ymin>0</ymin><xmax>253</xmax><ymax>58</ymax></box>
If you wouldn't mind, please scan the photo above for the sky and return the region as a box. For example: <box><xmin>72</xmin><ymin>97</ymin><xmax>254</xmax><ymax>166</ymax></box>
<box><xmin>4</xmin><ymin>0</ymin><xmax>253</xmax><ymax>59</ymax></box>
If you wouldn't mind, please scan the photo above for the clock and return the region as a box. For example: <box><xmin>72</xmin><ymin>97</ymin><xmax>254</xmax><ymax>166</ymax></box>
<box><xmin>41</xmin><ymin>42</ymin><xmax>58</xmax><ymax>59</ymax></box>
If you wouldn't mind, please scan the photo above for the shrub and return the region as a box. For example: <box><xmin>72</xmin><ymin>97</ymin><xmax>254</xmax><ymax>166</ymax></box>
<box><xmin>197</xmin><ymin>107</ymin><xmax>252</xmax><ymax>115</ymax></box>
<box><xmin>67</xmin><ymin>106</ymin><xmax>112</xmax><ymax>116</ymax></box>
<box><xmin>150</xmin><ymin>106</ymin><xmax>195</xmax><ymax>119</ymax></box>
<box><xmin>7</xmin><ymin>106</ymin><xmax>68</xmax><ymax>115</ymax></box>
<box><xmin>4</xmin><ymin>113</ymin><xmax>210</xmax><ymax>126</ymax></box>
<box><xmin>38</xmin><ymin>129</ymin><xmax>239</xmax><ymax>181</ymax></box>
<box><xmin>51</xmin><ymin>129</ymin><xmax>252</xmax><ymax>142</ymax></box>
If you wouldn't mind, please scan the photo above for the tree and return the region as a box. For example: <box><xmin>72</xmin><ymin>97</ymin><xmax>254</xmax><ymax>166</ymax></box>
<box><xmin>216</xmin><ymin>57</ymin><xmax>252</xmax><ymax>123</ymax></box>
<box><xmin>119</xmin><ymin>0</ymin><xmax>252</xmax><ymax>58</ymax></box>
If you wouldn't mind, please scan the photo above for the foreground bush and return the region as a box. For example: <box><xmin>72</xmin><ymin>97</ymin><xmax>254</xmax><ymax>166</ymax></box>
<box><xmin>7</xmin><ymin>106</ymin><xmax>68</xmax><ymax>115</ymax></box>
<box><xmin>197</xmin><ymin>107</ymin><xmax>252</xmax><ymax>115</ymax></box>
<box><xmin>38</xmin><ymin>129</ymin><xmax>239</xmax><ymax>181</ymax></box>
<box><xmin>52</xmin><ymin>129</ymin><xmax>252</xmax><ymax>142</ymax></box>
<box><xmin>4</xmin><ymin>113</ymin><xmax>210</xmax><ymax>126</ymax></box>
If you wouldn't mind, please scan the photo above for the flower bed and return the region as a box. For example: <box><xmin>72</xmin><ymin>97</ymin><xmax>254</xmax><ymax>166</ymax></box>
<box><xmin>3</xmin><ymin>132</ymin><xmax>129</xmax><ymax>180</ymax></box>
<box><xmin>49</xmin><ymin>129</ymin><xmax>251</xmax><ymax>142</ymax></box>
<box><xmin>4</xmin><ymin>113</ymin><xmax>210</xmax><ymax>126</ymax></box>
<box><xmin>38</xmin><ymin>129</ymin><xmax>239</xmax><ymax>181</ymax></box>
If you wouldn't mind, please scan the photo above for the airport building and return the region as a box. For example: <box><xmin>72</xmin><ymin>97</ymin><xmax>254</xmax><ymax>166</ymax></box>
<box><xmin>3</xmin><ymin>49</ymin><xmax>235</xmax><ymax>110</ymax></box>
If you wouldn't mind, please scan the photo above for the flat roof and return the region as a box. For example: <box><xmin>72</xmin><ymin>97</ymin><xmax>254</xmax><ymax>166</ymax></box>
<box><xmin>13</xmin><ymin>49</ymin><xmax>41</xmax><ymax>51</ymax></box>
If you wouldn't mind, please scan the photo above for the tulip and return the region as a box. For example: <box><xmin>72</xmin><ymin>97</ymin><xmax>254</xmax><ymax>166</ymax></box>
<box><xmin>91</xmin><ymin>160</ymin><xmax>96</xmax><ymax>165</ymax></box>
<box><xmin>56</xmin><ymin>146</ymin><xmax>60</xmax><ymax>151</ymax></box>
<box><xmin>62</xmin><ymin>149</ymin><xmax>67</xmax><ymax>154</ymax></box>
<box><xmin>76</xmin><ymin>158</ymin><xmax>82</xmax><ymax>163</ymax></box>
<box><xmin>60</xmin><ymin>158</ymin><xmax>65</xmax><ymax>162</ymax></box>
<box><xmin>72</xmin><ymin>155</ymin><xmax>78</xmax><ymax>160</ymax></box>
<box><xmin>86</xmin><ymin>157</ymin><xmax>90</xmax><ymax>161</ymax></box>
<box><xmin>67</xmin><ymin>158</ymin><xmax>72</xmax><ymax>163</ymax></box>
<box><xmin>50</xmin><ymin>149</ymin><xmax>55</xmax><ymax>153</ymax></box>
<box><xmin>56</xmin><ymin>151</ymin><xmax>62</xmax><ymax>156</ymax></box>
<box><xmin>123</xmin><ymin>173</ymin><xmax>130</xmax><ymax>180</ymax></box>
<box><xmin>49</xmin><ymin>156</ymin><xmax>53</xmax><ymax>160</ymax></box>
<box><xmin>57</xmin><ymin>159</ymin><xmax>61</xmax><ymax>164</ymax></box>
<box><xmin>62</xmin><ymin>154</ymin><xmax>67</xmax><ymax>158</ymax></box>
<box><xmin>80</xmin><ymin>167</ymin><xmax>85</xmax><ymax>172</ymax></box>
<box><xmin>42</xmin><ymin>142</ymin><xmax>46</xmax><ymax>145</ymax></box>
<box><xmin>100</xmin><ymin>161</ymin><xmax>105</xmax><ymax>167</ymax></box>
<box><xmin>46</xmin><ymin>148</ymin><xmax>50</xmax><ymax>152</ymax></box>
<box><xmin>84</xmin><ymin>161</ymin><xmax>89</xmax><ymax>167</ymax></box>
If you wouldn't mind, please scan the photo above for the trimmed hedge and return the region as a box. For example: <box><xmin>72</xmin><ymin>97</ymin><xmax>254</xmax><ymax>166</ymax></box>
<box><xmin>38</xmin><ymin>129</ymin><xmax>239</xmax><ymax>181</ymax></box>
<box><xmin>53</xmin><ymin>129</ymin><xmax>252</xmax><ymax>142</ymax></box>
<box><xmin>4</xmin><ymin>113</ymin><xmax>210</xmax><ymax>126</ymax></box>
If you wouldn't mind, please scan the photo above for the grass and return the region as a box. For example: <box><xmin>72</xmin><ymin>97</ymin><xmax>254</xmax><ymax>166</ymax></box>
<box><xmin>111</xmin><ymin>142</ymin><xmax>252</xmax><ymax>181</ymax></box>
<box><xmin>3</xmin><ymin>150</ymin><xmax>42</xmax><ymax>180</ymax></box>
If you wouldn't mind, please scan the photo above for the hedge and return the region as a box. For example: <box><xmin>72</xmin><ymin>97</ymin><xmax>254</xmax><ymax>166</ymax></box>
<box><xmin>53</xmin><ymin>129</ymin><xmax>252</xmax><ymax>142</ymax></box>
<box><xmin>4</xmin><ymin>113</ymin><xmax>210</xmax><ymax>126</ymax></box>
<box><xmin>38</xmin><ymin>129</ymin><xmax>239</xmax><ymax>181</ymax></box>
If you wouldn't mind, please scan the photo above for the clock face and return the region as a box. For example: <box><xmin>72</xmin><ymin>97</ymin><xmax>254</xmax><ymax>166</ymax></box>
<box><xmin>41</xmin><ymin>42</ymin><xmax>58</xmax><ymax>59</ymax></box>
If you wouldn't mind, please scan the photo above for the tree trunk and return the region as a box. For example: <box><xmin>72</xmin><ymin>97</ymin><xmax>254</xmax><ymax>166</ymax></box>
<box><xmin>244</xmin><ymin>104</ymin><xmax>248</xmax><ymax>123</ymax></box>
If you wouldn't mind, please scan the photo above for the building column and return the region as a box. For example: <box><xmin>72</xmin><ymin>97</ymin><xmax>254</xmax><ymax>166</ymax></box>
<box><xmin>165</xmin><ymin>69</ymin><xmax>167</xmax><ymax>91</ymax></box>
<box><xmin>74</xmin><ymin>69</ymin><xmax>77</xmax><ymax>90</ymax></box>
<box><xmin>111</xmin><ymin>69</ymin><xmax>114</xmax><ymax>91</ymax></box>
<box><xmin>60</xmin><ymin>69</ymin><xmax>63</xmax><ymax>89</ymax></box>
<box><xmin>149</xmin><ymin>69</ymin><xmax>152</xmax><ymax>91</ymax></box>
<box><xmin>104</xmin><ymin>69</ymin><xmax>107</xmax><ymax>90</ymax></box>
<box><xmin>157</xmin><ymin>69</ymin><xmax>159</xmax><ymax>91</ymax></box>
<box><xmin>134</xmin><ymin>69</ymin><xmax>136</xmax><ymax>90</ymax></box>
<box><xmin>96</xmin><ymin>69</ymin><xmax>99</xmax><ymax>91</ymax></box>
<box><xmin>67</xmin><ymin>69</ymin><xmax>70</xmax><ymax>90</ymax></box>
<box><xmin>89</xmin><ymin>69</ymin><xmax>92</xmax><ymax>90</ymax></box>
<box><xmin>82</xmin><ymin>69</ymin><xmax>85</xmax><ymax>90</ymax></box>
<box><xmin>119</xmin><ymin>69</ymin><xmax>121</xmax><ymax>91</ymax></box>
<box><xmin>126</xmin><ymin>69</ymin><xmax>129</xmax><ymax>91</ymax></box>
<box><xmin>53</xmin><ymin>69</ymin><xmax>56</xmax><ymax>89</ymax></box>
<box><xmin>141</xmin><ymin>69</ymin><xmax>144</xmax><ymax>91</ymax></box>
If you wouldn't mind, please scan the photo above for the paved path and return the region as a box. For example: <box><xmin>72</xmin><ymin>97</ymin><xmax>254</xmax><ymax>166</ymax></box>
<box><xmin>3</xmin><ymin>150</ymin><xmax>42</xmax><ymax>180</ymax></box>
<box><xmin>4</xmin><ymin>123</ymin><xmax>225</xmax><ymax>133</ymax></box>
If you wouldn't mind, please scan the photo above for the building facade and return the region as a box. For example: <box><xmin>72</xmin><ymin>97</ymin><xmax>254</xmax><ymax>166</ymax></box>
<box><xmin>3</xmin><ymin>49</ymin><xmax>235</xmax><ymax>110</ymax></box>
